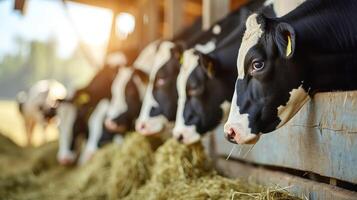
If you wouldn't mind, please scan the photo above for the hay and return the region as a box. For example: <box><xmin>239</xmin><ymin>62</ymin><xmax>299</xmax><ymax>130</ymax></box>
<box><xmin>107</xmin><ymin>133</ymin><xmax>155</xmax><ymax>199</ymax></box>
<box><xmin>0</xmin><ymin>133</ymin><xmax>301</xmax><ymax>200</ymax></box>
<box><xmin>123</xmin><ymin>139</ymin><xmax>300</xmax><ymax>200</ymax></box>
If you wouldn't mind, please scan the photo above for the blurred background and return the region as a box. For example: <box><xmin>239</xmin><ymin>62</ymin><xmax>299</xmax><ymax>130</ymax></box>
<box><xmin>0</xmin><ymin>0</ymin><xmax>244</xmax><ymax>146</ymax></box>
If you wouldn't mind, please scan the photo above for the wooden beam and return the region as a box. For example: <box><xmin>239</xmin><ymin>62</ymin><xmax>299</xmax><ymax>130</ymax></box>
<box><xmin>202</xmin><ymin>0</ymin><xmax>229</xmax><ymax>30</ymax></box>
<box><xmin>164</xmin><ymin>0</ymin><xmax>183</xmax><ymax>39</ymax></box>
<box><xmin>142</xmin><ymin>0</ymin><xmax>159</xmax><ymax>43</ymax></box>
<box><xmin>214</xmin><ymin>91</ymin><xmax>357</xmax><ymax>184</ymax></box>
<box><xmin>66</xmin><ymin>0</ymin><xmax>120</xmax><ymax>10</ymax></box>
<box><xmin>217</xmin><ymin>159</ymin><xmax>357</xmax><ymax>200</ymax></box>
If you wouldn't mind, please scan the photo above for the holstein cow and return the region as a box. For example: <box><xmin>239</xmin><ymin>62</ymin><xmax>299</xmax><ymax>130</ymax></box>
<box><xmin>79</xmin><ymin>41</ymin><xmax>159</xmax><ymax>164</ymax></box>
<box><xmin>103</xmin><ymin>42</ymin><xmax>159</xmax><ymax>139</ymax></box>
<box><xmin>225</xmin><ymin>0</ymin><xmax>357</xmax><ymax>144</ymax></box>
<box><xmin>135</xmin><ymin>5</ymin><xmax>261</xmax><ymax>136</ymax></box>
<box><xmin>172</xmin><ymin>0</ymin><xmax>306</xmax><ymax>144</ymax></box>
<box><xmin>17</xmin><ymin>80</ymin><xmax>67</xmax><ymax>146</ymax></box>
<box><xmin>103</xmin><ymin>67</ymin><xmax>150</xmax><ymax>135</ymax></box>
<box><xmin>173</xmin><ymin>26</ymin><xmax>245</xmax><ymax>144</ymax></box>
<box><xmin>57</xmin><ymin>52</ymin><xmax>125</xmax><ymax>165</ymax></box>
<box><xmin>173</xmin><ymin>0</ymin><xmax>302</xmax><ymax>144</ymax></box>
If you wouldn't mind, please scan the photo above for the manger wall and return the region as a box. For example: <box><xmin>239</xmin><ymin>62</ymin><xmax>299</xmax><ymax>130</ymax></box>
<box><xmin>214</xmin><ymin>91</ymin><xmax>357</xmax><ymax>185</ymax></box>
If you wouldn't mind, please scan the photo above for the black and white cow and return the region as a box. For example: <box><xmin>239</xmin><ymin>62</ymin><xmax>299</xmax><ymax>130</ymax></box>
<box><xmin>173</xmin><ymin>27</ymin><xmax>244</xmax><ymax>144</ymax></box>
<box><xmin>17</xmin><ymin>80</ymin><xmax>67</xmax><ymax>146</ymax></box>
<box><xmin>103</xmin><ymin>42</ymin><xmax>159</xmax><ymax>137</ymax></box>
<box><xmin>171</xmin><ymin>0</ymin><xmax>306</xmax><ymax>144</ymax></box>
<box><xmin>135</xmin><ymin>5</ymin><xmax>259</xmax><ymax>136</ymax></box>
<box><xmin>77</xmin><ymin>42</ymin><xmax>159</xmax><ymax>164</ymax></box>
<box><xmin>225</xmin><ymin>0</ymin><xmax>357</xmax><ymax>144</ymax></box>
<box><xmin>57</xmin><ymin>52</ymin><xmax>126</xmax><ymax>165</ymax></box>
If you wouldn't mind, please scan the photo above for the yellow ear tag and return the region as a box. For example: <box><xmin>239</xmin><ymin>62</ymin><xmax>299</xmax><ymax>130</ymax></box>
<box><xmin>286</xmin><ymin>35</ymin><xmax>292</xmax><ymax>57</ymax></box>
<box><xmin>76</xmin><ymin>92</ymin><xmax>90</xmax><ymax>105</ymax></box>
<box><xmin>207</xmin><ymin>62</ymin><xmax>214</xmax><ymax>78</ymax></box>
<box><xmin>179</xmin><ymin>55</ymin><xmax>184</xmax><ymax>65</ymax></box>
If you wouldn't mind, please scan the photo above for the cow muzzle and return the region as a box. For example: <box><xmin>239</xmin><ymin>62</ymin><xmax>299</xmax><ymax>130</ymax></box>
<box><xmin>173</xmin><ymin>127</ymin><xmax>201</xmax><ymax>145</ymax></box>
<box><xmin>104</xmin><ymin>119</ymin><xmax>127</xmax><ymax>133</ymax></box>
<box><xmin>224</xmin><ymin>123</ymin><xmax>260</xmax><ymax>144</ymax></box>
<box><xmin>135</xmin><ymin>119</ymin><xmax>165</xmax><ymax>136</ymax></box>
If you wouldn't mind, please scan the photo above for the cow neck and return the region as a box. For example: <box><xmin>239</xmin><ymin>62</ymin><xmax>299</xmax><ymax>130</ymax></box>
<box><xmin>280</xmin><ymin>0</ymin><xmax>357</xmax><ymax>94</ymax></box>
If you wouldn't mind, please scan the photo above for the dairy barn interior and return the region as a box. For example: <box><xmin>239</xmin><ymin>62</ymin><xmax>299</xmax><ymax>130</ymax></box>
<box><xmin>0</xmin><ymin>0</ymin><xmax>356</xmax><ymax>199</ymax></box>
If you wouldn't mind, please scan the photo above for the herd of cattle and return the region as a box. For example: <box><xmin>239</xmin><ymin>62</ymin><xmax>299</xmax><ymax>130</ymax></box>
<box><xmin>17</xmin><ymin>0</ymin><xmax>357</xmax><ymax>165</ymax></box>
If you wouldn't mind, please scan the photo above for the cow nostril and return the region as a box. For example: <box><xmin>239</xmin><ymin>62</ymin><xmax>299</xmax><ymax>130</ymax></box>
<box><xmin>177</xmin><ymin>134</ymin><xmax>184</xmax><ymax>142</ymax></box>
<box><xmin>227</xmin><ymin>128</ymin><xmax>236</xmax><ymax>141</ymax></box>
<box><xmin>140</xmin><ymin>123</ymin><xmax>146</xmax><ymax>130</ymax></box>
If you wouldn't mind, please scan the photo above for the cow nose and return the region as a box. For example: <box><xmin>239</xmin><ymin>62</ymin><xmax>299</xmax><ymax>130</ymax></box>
<box><xmin>105</xmin><ymin>119</ymin><xmax>117</xmax><ymax>131</ymax></box>
<box><xmin>225</xmin><ymin>128</ymin><xmax>237</xmax><ymax>143</ymax></box>
<box><xmin>140</xmin><ymin>123</ymin><xmax>146</xmax><ymax>131</ymax></box>
<box><xmin>177</xmin><ymin>134</ymin><xmax>184</xmax><ymax>143</ymax></box>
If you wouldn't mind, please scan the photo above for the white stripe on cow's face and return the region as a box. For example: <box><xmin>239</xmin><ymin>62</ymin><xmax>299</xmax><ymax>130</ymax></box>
<box><xmin>136</xmin><ymin>41</ymin><xmax>175</xmax><ymax>135</ymax></box>
<box><xmin>237</xmin><ymin>14</ymin><xmax>263</xmax><ymax>80</ymax></box>
<box><xmin>195</xmin><ymin>40</ymin><xmax>216</xmax><ymax>54</ymax></box>
<box><xmin>132</xmin><ymin>74</ymin><xmax>147</xmax><ymax>100</ymax></box>
<box><xmin>224</xmin><ymin>91</ymin><xmax>259</xmax><ymax>144</ymax></box>
<box><xmin>57</xmin><ymin>102</ymin><xmax>77</xmax><ymax>164</ymax></box>
<box><xmin>133</xmin><ymin>40</ymin><xmax>160</xmax><ymax>74</ymax></box>
<box><xmin>80</xmin><ymin>99</ymin><xmax>110</xmax><ymax>165</ymax></box>
<box><xmin>277</xmin><ymin>85</ymin><xmax>309</xmax><ymax>128</ymax></box>
<box><xmin>173</xmin><ymin>49</ymin><xmax>200</xmax><ymax>144</ymax></box>
<box><xmin>107</xmin><ymin>68</ymin><xmax>133</xmax><ymax>120</ymax></box>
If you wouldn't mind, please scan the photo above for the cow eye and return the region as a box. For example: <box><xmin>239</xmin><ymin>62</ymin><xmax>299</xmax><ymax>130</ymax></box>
<box><xmin>187</xmin><ymin>86</ymin><xmax>204</xmax><ymax>97</ymax></box>
<box><xmin>252</xmin><ymin>60</ymin><xmax>264</xmax><ymax>72</ymax></box>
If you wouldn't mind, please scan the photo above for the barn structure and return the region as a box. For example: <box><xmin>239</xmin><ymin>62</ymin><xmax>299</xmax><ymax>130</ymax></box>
<box><xmin>11</xmin><ymin>0</ymin><xmax>357</xmax><ymax>199</ymax></box>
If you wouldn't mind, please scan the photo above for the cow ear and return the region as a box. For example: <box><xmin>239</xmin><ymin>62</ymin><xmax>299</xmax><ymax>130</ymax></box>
<box><xmin>274</xmin><ymin>22</ymin><xmax>295</xmax><ymax>59</ymax></box>
<box><xmin>133</xmin><ymin>69</ymin><xmax>149</xmax><ymax>84</ymax></box>
<box><xmin>198</xmin><ymin>53</ymin><xmax>215</xmax><ymax>78</ymax></box>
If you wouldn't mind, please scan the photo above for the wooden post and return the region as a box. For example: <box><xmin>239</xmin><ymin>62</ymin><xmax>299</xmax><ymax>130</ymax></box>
<box><xmin>202</xmin><ymin>0</ymin><xmax>230</xmax><ymax>30</ymax></box>
<box><xmin>164</xmin><ymin>0</ymin><xmax>183</xmax><ymax>39</ymax></box>
<box><xmin>142</xmin><ymin>0</ymin><xmax>159</xmax><ymax>45</ymax></box>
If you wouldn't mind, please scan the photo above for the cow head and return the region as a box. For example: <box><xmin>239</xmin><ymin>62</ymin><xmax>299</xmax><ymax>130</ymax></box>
<box><xmin>224</xmin><ymin>13</ymin><xmax>309</xmax><ymax>144</ymax></box>
<box><xmin>56</xmin><ymin>60</ymin><xmax>120</xmax><ymax>165</ymax></box>
<box><xmin>173</xmin><ymin>49</ymin><xmax>233</xmax><ymax>144</ymax></box>
<box><xmin>105</xmin><ymin>67</ymin><xmax>148</xmax><ymax>134</ymax></box>
<box><xmin>136</xmin><ymin>41</ymin><xmax>183</xmax><ymax>135</ymax></box>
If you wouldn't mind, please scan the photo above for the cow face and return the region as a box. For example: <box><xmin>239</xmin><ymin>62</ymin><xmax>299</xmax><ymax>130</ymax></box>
<box><xmin>105</xmin><ymin>67</ymin><xmax>148</xmax><ymax>134</ymax></box>
<box><xmin>173</xmin><ymin>50</ymin><xmax>232</xmax><ymax>144</ymax></box>
<box><xmin>224</xmin><ymin>13</ymin><xmax>309</xmax><ymax>144</ymax></box>
<box><xmin>136</xmin><ymin>41</ymin><xmax>182</xmax><ymax>135</ymax></box>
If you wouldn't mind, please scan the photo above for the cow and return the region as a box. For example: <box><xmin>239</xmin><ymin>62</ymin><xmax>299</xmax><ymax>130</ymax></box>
<box><xmin>173</xmin><ymin>25</ymin><xmax>245</xmax><ymax>144</ymax></box>
<box><xmin>69</xmin><ymin>42</ymin><xmax>159</xmax><ymax>165</ymax></box>
<box><xmin>173</xmin><ymin>0</ymin><xmax>301</xmax><ymax>144</ymax></box>
<box><xmin>224</xmin><ymin>0</ymin><xmax>357</xmax><ymax>145</ymax></box>
<box><xmin>57</xmin><ymin>52</ymin><xmax>126</xmax><ymax>165</ymax></box>
<box><xmin>135</xmin><ymin>4</ymin><xmax>262</xmax><ymax>136</ymax></box>
<box><xmin>17</xmin><ymin>80</ymin><xmax>67</xmax><ymax>146</ymax></box>
<box><xmin>165</xmin><ymin>0</ymin><xmax>304</xmax><ymax>144</ymax></box>
<box><xmin>103</xmin><ymin>67</ymin><xmax>149</xmax><ymax>136</ymax></box>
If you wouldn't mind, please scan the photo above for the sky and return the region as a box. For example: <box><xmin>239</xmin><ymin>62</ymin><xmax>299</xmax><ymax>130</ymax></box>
<box><xmin>0</xmin><ymin>0</ymin><xmax>113</xmax><ymax>61</ymax></box>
